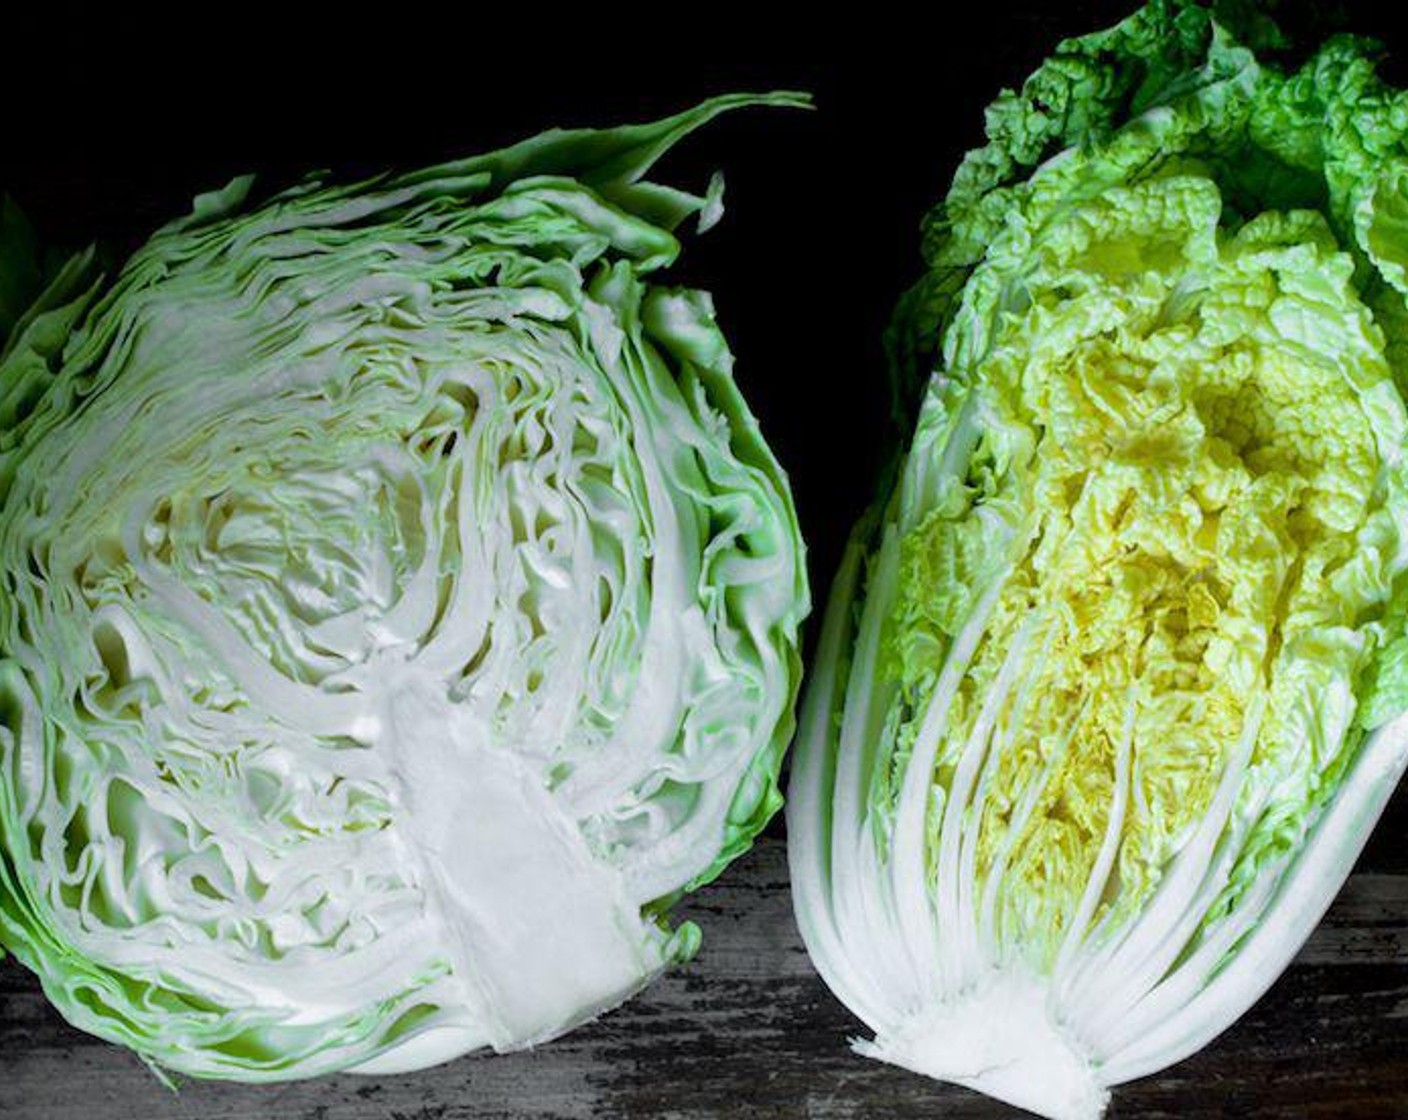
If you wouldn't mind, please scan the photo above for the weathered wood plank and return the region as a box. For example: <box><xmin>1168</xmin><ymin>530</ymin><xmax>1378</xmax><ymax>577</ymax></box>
<box><xmin>3</xmin><ymin>803</ymin><xmax>1408</xmax><ymax>1120</ymax></box>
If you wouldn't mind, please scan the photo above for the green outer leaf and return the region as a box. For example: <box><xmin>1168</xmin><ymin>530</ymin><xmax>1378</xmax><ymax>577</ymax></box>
<box><xmin>0</xmin><ymin>197</ymin><xmax>42</xmax><ymax>349</ymax></box>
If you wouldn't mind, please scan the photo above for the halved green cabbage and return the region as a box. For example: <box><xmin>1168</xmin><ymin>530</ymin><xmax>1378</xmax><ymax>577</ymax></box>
<box><xmin>0</xmin><ymin>95</ymin><xmax>809</xmax><ymax>1080</ymax></box>
<box><xmin>788</xmin><ymin>6</ymin><xmax>1408</xmax><ymax>1117</ymax></box>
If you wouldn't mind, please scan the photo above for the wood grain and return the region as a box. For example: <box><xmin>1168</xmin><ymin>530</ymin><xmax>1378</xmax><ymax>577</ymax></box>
<box><xmin>4</xmin><ymin>783</ymin><xmax>1408</xmax><ymax>1120</ymax></box>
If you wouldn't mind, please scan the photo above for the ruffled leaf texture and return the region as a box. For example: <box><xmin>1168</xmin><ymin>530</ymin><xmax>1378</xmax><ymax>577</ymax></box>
<box><xmin>788</xmin><ymin>6</ymin><xmax>1408</xmax><ymax>1119</ymax></box>
<box><xmin>0</xmin><ymin>93</ymin><xmax>810</xmax><ymax>1081</ymax></box>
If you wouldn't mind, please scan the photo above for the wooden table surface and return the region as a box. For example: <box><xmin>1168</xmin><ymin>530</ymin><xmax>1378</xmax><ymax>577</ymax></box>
<box><xmin>4</xmin><ymin>786</ymin><xmax>1407</xmax><ymax>1120</ymax></box>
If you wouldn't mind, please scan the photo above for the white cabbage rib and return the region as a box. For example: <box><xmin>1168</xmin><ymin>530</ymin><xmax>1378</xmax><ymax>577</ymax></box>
<box><xmin>791</xmin><ymin>535</ymin><xmax>1408</xmax><ymax>1119</ymax></box>
<box><xmin>0</xmin><ymin>96</ymin><xmax>808</xmax><ymax>1080</ymax></box>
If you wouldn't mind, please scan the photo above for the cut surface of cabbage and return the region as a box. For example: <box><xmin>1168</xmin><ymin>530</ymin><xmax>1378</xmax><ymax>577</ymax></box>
<box><xmin>0</xmin><ymin>95</ymin><xmax>809</xmax><ymax>1080</ymax></box>
<box><xmin>787</xmin><ymin>7</ymin><xmax>1408</xmax><ymax>1117</ymax></box>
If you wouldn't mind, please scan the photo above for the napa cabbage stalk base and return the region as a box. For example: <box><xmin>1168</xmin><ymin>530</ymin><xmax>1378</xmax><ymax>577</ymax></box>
<box><xmin>0</xmin><ymin>96</ymin><xmax>809</xmax><ymax>1080</ymax></box>
<box><xmin>787</xmin><ymin>6</ymin><xmax>1408</xmax><ymax>1118</ymax></box>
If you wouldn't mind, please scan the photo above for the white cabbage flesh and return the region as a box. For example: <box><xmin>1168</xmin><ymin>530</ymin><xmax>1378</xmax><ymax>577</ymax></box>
<box><xmin>0</xmin><ymin>95</ymin><xmax>808</xmax><ymax>1080</ymax></box>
